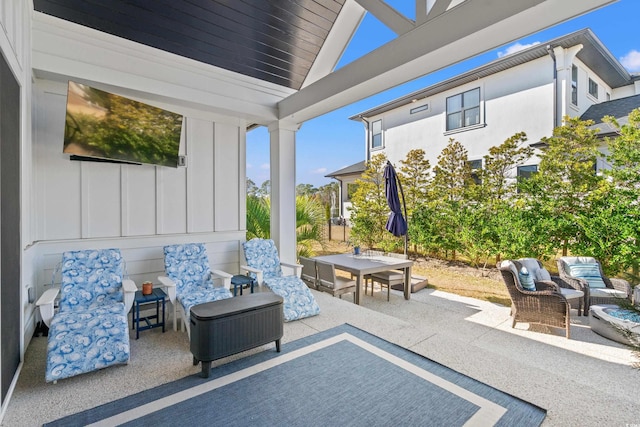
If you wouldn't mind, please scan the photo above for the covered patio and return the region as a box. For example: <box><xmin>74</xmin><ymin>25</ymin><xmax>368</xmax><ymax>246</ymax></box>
<box><xmin>3</xmin><ymin>288</ymin><xmax>638</xmax><ymax>426</ymax></box>
<box><xmin>0</xmin><ymin>0</ymin><xmax>626</xmax><ymax>421</ymax></box>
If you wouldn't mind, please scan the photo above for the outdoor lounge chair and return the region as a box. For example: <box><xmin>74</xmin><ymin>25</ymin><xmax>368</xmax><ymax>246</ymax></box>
<box><xmin>36</xmin><ymin>248</ymin><xmax>137</xmax><ymax>382</ymax></box>
<box><xmin>158</xmin><ymin>243</ymin><xmax>233</xmax><ymax>336</ymax></box>
<box><xmin>242</xmin><ymin>238</ymin><xmax>320</xmax><ymax>321</ymax></box>
<box><xmin>498</xmin><ymin>260</ymin><xmax>571</xmax><ymax>338</ymax></box>
<box><xmin>557</xmin><ymin>256</ymin><xmax>631</xmax><ymax>312</ymax></box>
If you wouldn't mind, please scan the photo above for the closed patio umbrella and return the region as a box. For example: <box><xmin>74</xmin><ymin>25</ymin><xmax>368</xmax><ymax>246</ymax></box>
<box><xmin>384</xmin><ymin>161</ymin><xmax>408</xmax><ymax>254</ymax></box>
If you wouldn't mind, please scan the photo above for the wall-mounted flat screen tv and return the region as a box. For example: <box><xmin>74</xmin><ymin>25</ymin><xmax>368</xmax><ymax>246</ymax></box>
<box><xmin>63</xmin><ymin>81</ymin><xmax>183</xmax><ymax>167</ymax></box>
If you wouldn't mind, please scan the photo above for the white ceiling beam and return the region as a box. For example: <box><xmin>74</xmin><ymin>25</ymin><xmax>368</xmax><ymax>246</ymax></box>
<box><xmin>302</xmin><ymin>0</ymin><xmax>366</xmax><ymax>88</ymax></box>
<box><xmin>353</xmin><ymin>0</ymin><xmax>414</xmax><ymax>35</ymax></box>
<box><xmin>423</xmin><ymin>0</ymin><xmax>453</xmax><ymax>24</ymax></box>
<box><xmin>278</xmin><ymin>0</ymin><xmax>617</xmax><ymax>124</ymax></box>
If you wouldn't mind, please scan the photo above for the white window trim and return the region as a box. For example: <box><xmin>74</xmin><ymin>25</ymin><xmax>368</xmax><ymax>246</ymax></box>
<box><xmin>371</xmin><ymin>119</ymin><xmax>384</xmax><ymax>150</ymax></box>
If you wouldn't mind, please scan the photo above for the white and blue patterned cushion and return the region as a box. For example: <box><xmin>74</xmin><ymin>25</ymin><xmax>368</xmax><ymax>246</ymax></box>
<box><xmin>47</xmin><ymin>248</ymin><xmax>130</xmax><ymax>382</ymax></box>
<box><xmin>265</xmin><ymin>276</ymin><xmax>321</xmax><ymax>322</ymax></box>
<box><xmin>163</xmin><ymin>243</ymin><xmax>233</xmax><ymax>318</ymax></box>
<box><xmin>242</xmin><ymin>238</ymin><xmax>284</xmax><ymax>279</ymax></box>
<box><xmin>518</xmin><ymin>267</ymin><xmax>536</xmax><ymax>291</ymax></box>
<box><xmin>242</xmin><ymin>238</ymin><xmax>320</xmax><ymax>321</ymax></box>
<box><xmin>58</xmin><ymin>248</ymin><xmax>124</xmax><ymax>312</ymax></box>
<box><xmin>46</xmin><ymin>303</ymin><xmax>130</xmax><ymax>382</ymax></box>
<box><xmin>567</xmin><ymin>262</ymin><xmax>607</xmax><ymax>288</ymax></box>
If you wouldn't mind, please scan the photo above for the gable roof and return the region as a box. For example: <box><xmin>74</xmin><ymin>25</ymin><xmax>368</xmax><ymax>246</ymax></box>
<box><xmin>581</xmin><ymin>93</ymin><xmax>640</xmax><ymax>136</ymax></box>
<box><xmin>325</xmin><ymin>161</ymin><xmax>365</xmax><ymax>179</ymax></box>
<box><xmin>349</xmin><ymin>28</ymin><xmax>632</xmax><ymax>120</ymax></box>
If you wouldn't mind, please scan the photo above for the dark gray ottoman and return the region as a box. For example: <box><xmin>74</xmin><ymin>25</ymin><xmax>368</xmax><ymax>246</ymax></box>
<box><xmin>190</xmin><ymin>292</ymin><xmax>284</xmax><ymax>378</ymax></box>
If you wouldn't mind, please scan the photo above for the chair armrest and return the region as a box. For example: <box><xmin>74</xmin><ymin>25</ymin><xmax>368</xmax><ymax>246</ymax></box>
<box><xmin>157</xmin><ymin>275</ymin><xmax>177</xmax><ymax>303</ymax></box>
<box><xmin>211</xmin><ymin>269</ymin><xmax>233</xmax><ymax>290</ymax></box>
<box><xmin>240</xmin><ymin>265</ymin><xmax>263</xmax><ymax>286</ymax></box>
<box><xmin>281</xmin><ymin>261</ymin><xmax>303</xmax><ymax>278</ymax></box>
<box><xmin>610</xmin><ymin>278</ymin><xmax>632</xmax><ymax>298</ymax></box>
<box><xmin>534</xmin><ymin>280</ymin><xmax>560</xmax><ymax>293</ymax></box>
<box><xmin>122</xmin><ymin>279</ymin><xmax>137</xmax><ymax>312</ymax></box>
<box><xmin>36</xmin><ymin>287</ymin><xmax>60</xmax><ymax>328</ymax></box>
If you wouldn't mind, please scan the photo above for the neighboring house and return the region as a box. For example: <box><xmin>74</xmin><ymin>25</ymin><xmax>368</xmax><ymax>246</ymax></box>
<box><xmin>328</xmin><ymin>28</ymin><xmax>639</xmax><ymax>218</ymax></box>
<box><xmin>325</xmin><ymin>161</ymin><xmax>365</xmax><ymax>221</ymax></box>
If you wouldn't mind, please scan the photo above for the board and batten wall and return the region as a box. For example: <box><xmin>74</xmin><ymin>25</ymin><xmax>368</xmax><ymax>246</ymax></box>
<box><xmin>28</xmin><ymin>78</ymin><xmax>247</xmax><ymax>331</ymax></box>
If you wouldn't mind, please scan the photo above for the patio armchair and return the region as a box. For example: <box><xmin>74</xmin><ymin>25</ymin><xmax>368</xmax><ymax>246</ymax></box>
<box><xmin>498</xmin><ymin>260</ymin><xmax>571</xmax><ymax>339</ymax></box>
<box><xmin>36</xmin><ymin>248</ymin><xmax>137</xmax><ymax>382</ymax></box>
<box><xmin>158</xmin><ymin>243</ymin><xmax>233</xmax><ymax>335</ymax></box>
<box><xmin>517</xmin><ymin>258</ymin><xmax>585</xmax><ymax>316</ymax></box>
<box><xmin>242</xmin><ymin>238</ymin><xmax>320</xmax><ymax>321</ymax></box>
<box><xmin>315</xmin><ymin>259</ymin><xmax>356</xmax><ymax>301</ymax></box>
<box><xmin>557</xmin><ymin>256</ymin><xmax>631</xmax><ymax>312</ymax></box>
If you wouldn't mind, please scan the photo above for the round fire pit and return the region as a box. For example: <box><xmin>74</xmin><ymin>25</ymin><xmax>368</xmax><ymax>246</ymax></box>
<box><xmin>589</xmin><ymin>304</ymin><xmax>640</xmax><ymax>345</ymax></box>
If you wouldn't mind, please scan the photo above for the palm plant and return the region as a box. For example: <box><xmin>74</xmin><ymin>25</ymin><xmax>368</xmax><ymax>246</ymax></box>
<box><xmin>245</xmin><ymin>194</ymin><xmax>325</xmax><ymax>258</ymax></box>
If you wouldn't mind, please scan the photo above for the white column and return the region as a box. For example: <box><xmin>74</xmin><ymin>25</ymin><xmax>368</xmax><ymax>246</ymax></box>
<box><xmin>268</xmin><ymin>120</ymin><xmax>300</xmax><ymax>266</ymax></box>
<box><xmin>554</xmin><ymin>44</ymin><xmax>582</xmax><ymax>123</ymax></box>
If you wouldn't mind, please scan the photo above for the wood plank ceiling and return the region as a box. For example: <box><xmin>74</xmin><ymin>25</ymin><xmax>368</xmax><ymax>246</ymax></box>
<box><xmin>33</xmin><ymin>0</ymin><xmax>346</xmax><ymax>90</ymax></box>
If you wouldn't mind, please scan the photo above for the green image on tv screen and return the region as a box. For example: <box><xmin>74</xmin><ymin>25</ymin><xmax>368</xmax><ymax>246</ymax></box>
<box><xmin>63</xmin><ymin>81</ymin><xmax>183</xmax><ymax>167</ymax></box>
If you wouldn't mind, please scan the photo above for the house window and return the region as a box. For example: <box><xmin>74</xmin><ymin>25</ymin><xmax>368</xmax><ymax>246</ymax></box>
<box><xmin>571</xmin><ymin>65</ymin><xmax>578</xmax><ymax>106</ymax></box>
<box><xmin>468</xmin><ymin>159</ymin><xmax>482</xmax><ymax>184</ymax></box>
<box><xmin>446</xmin><ymin>88</ymin><xmax>480</xmax><ymax>131</ymax></box>
<box><xmin>517</xmin><ymin>165</ymin><xmax>538</xmax><ymax>180</ymax></box>
<box><xmin>606</xmin><ymin>92</ymin><xmax>611</xmax><ymax>101</ymax></box>
<box><xmin>588</xmin><ymin>78</ymin><xmax>598</xmax><ymax>99</ymax></box>
<box><xmin>410</xmin><ymin>104</ymin><xmax>429</xmax><ymax>114</ymax></box>
<box><xmin>371</xmin><ymin>119</ymin><xmax>382</xmax><ymax>149</ymax></box>
<box><xmin>347</xmin><ymin>183</ymin><xmax>359</xmax><ymax>200</ymax></box>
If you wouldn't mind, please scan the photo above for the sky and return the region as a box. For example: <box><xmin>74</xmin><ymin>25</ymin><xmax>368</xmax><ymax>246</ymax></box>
<box><xmin>246</xmin><ymin>0</ymin><xmax>640</xmax><ymax>189</ymax></box>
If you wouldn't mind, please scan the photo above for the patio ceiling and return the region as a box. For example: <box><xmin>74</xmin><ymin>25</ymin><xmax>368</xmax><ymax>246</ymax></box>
<box><xmin>31</xmin><ymin>0</ymin><xmax>618</xmax><ymax>125</ymax></box>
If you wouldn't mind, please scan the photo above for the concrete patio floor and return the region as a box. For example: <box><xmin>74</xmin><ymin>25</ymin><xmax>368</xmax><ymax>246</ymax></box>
<box><xmin>2</xmin><ymin>286</ymin><xmax>639</xmax><ymax>426</ymax></box>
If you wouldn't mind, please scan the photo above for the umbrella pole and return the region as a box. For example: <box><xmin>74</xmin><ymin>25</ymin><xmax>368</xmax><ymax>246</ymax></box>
<box><xmin>395</xmin><ymin>175</ymin><xmax>408</xmax><ymax>256</ymax></box>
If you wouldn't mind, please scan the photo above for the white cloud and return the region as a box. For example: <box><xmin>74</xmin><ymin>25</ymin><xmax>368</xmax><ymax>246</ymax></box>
<box><xmin>311</xmin><ymin>167</ymin><xmax>327</xmax><ymax>174</ymax></box>
<box><xmin>260</xmin><ymin>163</ymin><xmax>270</xmax><ymax>170</ymax></box>
<box><xmin>620</xmin><ymin>50</ymin><xmax>640</xmax><ymax>72</ymax></box>
<box><xmin>497</xmin><ymin>41</ymin><xmax>540</xmax><ymax>58</ymax></box>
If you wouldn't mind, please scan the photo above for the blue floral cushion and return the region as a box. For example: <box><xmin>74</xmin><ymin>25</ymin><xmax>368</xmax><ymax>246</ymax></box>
<box><xmin>46</xmin><ymin>303</ymin><xmax>130</xmax><ymax>382</ymax></box>
<box><xmin>518</xmin><ymin>267</ymin><xmax>536</xmax><ymax>291</ymax></box>
<box><xmin>265</xmin><ymin>276</ymin><xmax>320</xmax><ymax>322</ymax></box>
<box><xmin>58</xmin><ymin>249</ymin><xmax>124</xmax><ymax>312</ymax></box>
<box><xmin>568</xmin><ymin>262</ymin><xmax>607</xmax><ymax>288</ymax></box>
<box><xmin>242</xmin><ymin>238</ymin><xmax>284</xmax><ymax>279</ymax></box>
<box><xmin>164</xmin><ymin>243</ymin><xmax>233</xmax><ymax>319</ymax></box>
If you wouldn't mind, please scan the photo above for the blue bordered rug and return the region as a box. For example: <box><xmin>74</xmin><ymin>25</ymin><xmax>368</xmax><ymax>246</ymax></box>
<box><xmin>45</xmin><ymin>324</ymin><xmax>545</xmax><ymax>426</ymax></box>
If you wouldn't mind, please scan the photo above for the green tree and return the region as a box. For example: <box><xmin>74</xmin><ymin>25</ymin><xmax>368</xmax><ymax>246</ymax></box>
<box><xmin>526</xmin><ymin>116</ymin><xmax>604</xmax><ymax>256</ymax></box>
<box><xmin>349</xmin><ymin>154</ymin><xmax>391</xmax><ymax>250</ymax></box>
<box><xmin>398</xmin><ymin>149</ymin><xmax>431</xmax><ymax>217</ymax></box>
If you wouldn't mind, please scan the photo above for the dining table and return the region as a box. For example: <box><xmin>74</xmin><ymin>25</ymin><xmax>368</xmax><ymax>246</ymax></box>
<box><xmin>313</xmin><ymin>253</ymin><xmax>413</xmax><ymax>305</ymax></box>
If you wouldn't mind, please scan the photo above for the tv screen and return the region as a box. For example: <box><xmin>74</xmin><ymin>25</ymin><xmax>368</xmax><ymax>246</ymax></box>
<box><xmin>63</xmin><ymin>81</ymin><xmax>183</xmax><ymax>167</ymax></box>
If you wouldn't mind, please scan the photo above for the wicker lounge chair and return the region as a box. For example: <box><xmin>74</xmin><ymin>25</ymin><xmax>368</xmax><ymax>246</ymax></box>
<box><xmin>499</xmin><ymin>260</ymin><xmax>571</xmax><ymax>339</ymax></box>
<box><xmin>557</xmin><ymin>256</ymin><xmax>631</xmax><ymax>312</ymax></box>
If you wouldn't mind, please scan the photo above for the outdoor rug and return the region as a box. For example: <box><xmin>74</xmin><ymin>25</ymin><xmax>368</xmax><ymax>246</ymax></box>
<box><xmin>44</xmin><ymin>324</ymin><xmax>545</xmax><ymax>427</ymax></box>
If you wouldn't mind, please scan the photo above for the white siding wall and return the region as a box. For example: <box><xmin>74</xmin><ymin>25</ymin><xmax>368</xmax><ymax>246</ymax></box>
<box><xmin>368</xmin><ymin>50</ymin><xmax>637</xmax><ymax>177</ymax></box>
<box><xmin>30</xmin><ymin>78</ymin><xmax>246</xmax><ymax>325</ymax></box>
<box><xmin>376</xmin><ymin>58</ymin><xmax>555</xmax><ymax>171</ymax></box>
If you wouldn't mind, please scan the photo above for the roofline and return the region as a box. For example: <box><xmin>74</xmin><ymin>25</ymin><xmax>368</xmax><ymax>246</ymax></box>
<box><xmin>349</xmin><ymin>28</ymin><xmax>632</xmax><ymax>121</ymax></box>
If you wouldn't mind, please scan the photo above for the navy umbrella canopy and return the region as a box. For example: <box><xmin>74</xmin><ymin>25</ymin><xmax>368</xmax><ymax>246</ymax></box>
<box><xmin>384</xmin><ymin>161</ymin><xmax>407</xmax><ymax>238</ymax></box>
